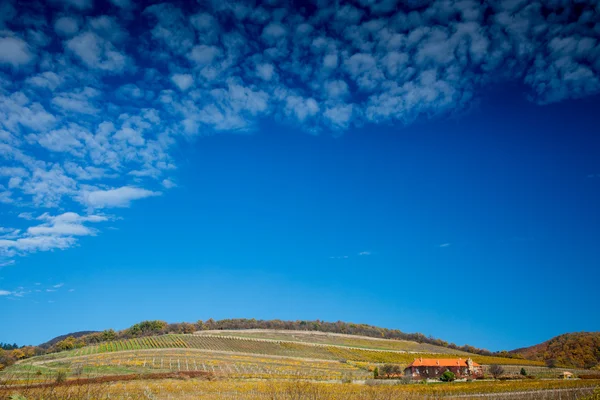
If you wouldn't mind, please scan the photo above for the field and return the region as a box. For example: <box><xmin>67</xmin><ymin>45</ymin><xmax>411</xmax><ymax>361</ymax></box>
<box><xmin>2</xmin><ymin>331</ymin><xmax>600</xmax><ymax>399</ymax></box>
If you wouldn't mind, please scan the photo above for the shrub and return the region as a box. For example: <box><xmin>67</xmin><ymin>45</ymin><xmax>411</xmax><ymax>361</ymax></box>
<box><xmin>55</xmin><ymin>370</ymin><xmax>67</xmax><ymax>384</ymax></box>
<box><xmin>520</xmin><ymin>367</ymin><xmax>527</xmax><ymax>376</ymax></box>
<box><xmin>440</xmin><ymin>371</ymin><xmax>455</xmax><ymax>382</ymax></box>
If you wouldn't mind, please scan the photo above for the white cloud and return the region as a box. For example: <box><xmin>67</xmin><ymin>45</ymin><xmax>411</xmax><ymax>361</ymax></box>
<box><xmin>0</xmin><ymin>235</ymin><xmax>77</xmax><ymax>255</ymax></box>
<box><xmin>162</xmin><ymin>179</ymin><xmax>177</xmax><ymax>189</ymax></box>
<box><xmin>0</xmin><ymin>92</ymin><xmax>57</xmax><ymax>132</ymax></box>
<box><xmin>283</xmin><ymin>95</ymin><xmax>319</xmax><ymax>122</ymax></box>
<box><xmin>54</xmin><ymin>16</ymin><xmax>80</xmax><ymax>37</ymax></box>
<box><xmin>26</xmin><ymin>71</ymin><xmax>64</xmax><ymax>91</ymax></box>
<box><xmin>325</xmin><ymin>80</ymin><xmax>349</xmax><ymax>99</ymax></box>
<box><xmin>439</xmin><ymin>243</ymin><xmax>451</xmax><ymax>248</ymax></box>
<box><xmin>18</xmin><ymin>212</ymin><xmax>34</xmax><ymax>220</ymax></box>
<box><xmin>256</xmin><ymin>63</ymin><xmax>275</xmax><ymax>81</ymax></box>
<box><xmin>188</xmin><ymin>45</ymin><xmax>220</xmax><ymax>66</ymax></box>
<box><xmin>0</xmin><ymin>36</ymin><xmax>34</xmax><ymax>68</ymax></box>
<box><xmin>0</xmin><ymin>212</ymin><xmax>109</xmax><ymax>257</ymax></box>
<box><xmin>0</xmin><ymin>290</ymin><xmax>11</xmax><ymax>296</ymax></box>
<box><xmin>358</xmin><ymin>251</ymin><xmax>372</xmax><ymax>256</ymax></box>
<box><xmin>324</xmin><ymin>104</ymin><xmax>353</xmax><ymax>128</ymax></box>
<box><xmin>79</xmin><ymin>186</ymin><xmax>161</xmax><ymax>208</ymax></box>
<box><xmin>0</xmin><ymin>260</ymin><xmax>15</xmax><ymax>267</ymax></box>
<box><xmin>0</xmin><ymin>166</ymin><xmax>28</xmax><ymax>178</ymax></box>
<box><xmin>171</xmin><ymin>74</ymin><xmax>193</xmax><ymax>91</ymax></box>
<box><xmin>262</xmin><ymin>22</ymin><xmax>287</xmax><ymax>44</ymax></box>
<box><xmin>51</xmin><ymin>87</ymin><xmax>100</xmax><ymax>115</ymax></box>
<box><xmin>66</xmin><ymin>31</ymin><xmax>130</xmax><ymax>73</ymax></box>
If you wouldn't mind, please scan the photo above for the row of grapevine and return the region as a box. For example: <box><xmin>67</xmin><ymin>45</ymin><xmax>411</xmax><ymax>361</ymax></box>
<box><xmin>48</xmin><ymin>349</ymin><xmax>372</xmax><ymax>380</ymax></box>
<box><xmin>43</xmin><ymin>334</ymin><xmax>544</xmax><ymax>368</ymax></box>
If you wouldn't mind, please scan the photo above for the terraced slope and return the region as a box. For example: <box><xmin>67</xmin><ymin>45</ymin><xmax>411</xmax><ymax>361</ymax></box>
<box><xmin>20</xmin><ymin>333</ymin><xmax>544</xmax><ymax>367</ymax></box>
<box><xmin>194</xmin><ymin>329</ymin><xmax>467</xmax><ymax>354</ymax></box>
<box><xmin>9</xmin><ymin>349</ymin><xmax>371</xmax><ymax>382</ymax></box>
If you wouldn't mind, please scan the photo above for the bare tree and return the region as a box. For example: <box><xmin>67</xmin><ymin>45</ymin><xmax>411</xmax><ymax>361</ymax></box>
<box><xmin>489</xmin><ymin>364</ymin><xmax>504</xmax><ymax>379</ymax></box>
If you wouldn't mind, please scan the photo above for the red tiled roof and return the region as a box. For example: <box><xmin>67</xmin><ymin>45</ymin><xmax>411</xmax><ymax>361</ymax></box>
<box><xmin>407</xmin><ymin>358</ymin><xmax>481</xmax><ymax>367</ymax></box>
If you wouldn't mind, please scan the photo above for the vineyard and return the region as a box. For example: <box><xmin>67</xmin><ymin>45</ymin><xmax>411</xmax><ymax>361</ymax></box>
<box><xmin>193</xmin><ymin>329</ymin><xmax>471</xmax><ymax>354</ymax></box>
<box><xmin>2</xmin><ymin>331</ymin><xmax>600</xmax><ymax>399</ymax></box>
<box><xmin>5</xmin><ymin>349</ymin><xmax>372</xmax><ymax>383</ymax></box>
<box><xmin>23</xmin><ymin>334</ymin><xmax>545</xmax><ymax>367</ymax></box>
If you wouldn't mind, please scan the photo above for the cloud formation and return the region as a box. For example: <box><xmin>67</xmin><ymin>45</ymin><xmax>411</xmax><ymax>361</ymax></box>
<box><xmin>0</xmin><ymin>212</ymin><xmax>108</xmax><ymax>258</ymax></box>
<box><xmin>0</xmin><ymin>0</ymin><xmax>599</xmax><ymax>262</ymax></box>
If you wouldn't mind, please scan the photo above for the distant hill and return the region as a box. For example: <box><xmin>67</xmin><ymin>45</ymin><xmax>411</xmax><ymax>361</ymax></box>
<box><xmin>39</xmin><ymin>331</ymin><xmax>98</xmax><ymax>349</ymax></box>
<box><xmin>511</xmin><ymin>332</ymin><xmax>600</xmax><ymax>369</ymax></box>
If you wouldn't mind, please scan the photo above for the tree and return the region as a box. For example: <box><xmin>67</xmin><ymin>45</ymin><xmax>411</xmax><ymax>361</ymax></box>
<box><xmin>440</xmin><ymin>370</ymin><xmax>455</xmax><ymax>382</ymax></box>
<box><xmin>489</xmin><ymin>364</ymin><xmax>504</xmax><ymax>379</ymax></box>
<box><xmin>520</xmin><ymin>368</ymin><xmax>527</xmax><ymax>376</ymax></box>
<box><xmin>54</xmin><ymin>336</ymin><xmax>84</xmax><ymax>351</ymax></box>
<box><xmin>379</xmin><ymin>364</ymin><xmax>402</xmax><ymax>377</ymax></box>
<box><xmin>102</xmin><ymin>329</ymin><xmax>117</xmax><ymax>341</ymax></box>
<box><xmin>10</xmin><ymin>349</ymin><xmax>25</xmax><ymax>360</ymax></box>
<box><xmin>0</xmin><ymin>348</ymin><xmax>16</xmax><ymax>370</ymax></box>
<box><xmin>546</xmin><ymin>359</ymin><xmax>557</xmax><ymax>368</ymax></box>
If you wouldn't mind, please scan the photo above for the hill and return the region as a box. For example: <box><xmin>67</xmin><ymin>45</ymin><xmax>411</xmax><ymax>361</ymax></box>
<box><xmin>7</xmin><ymin>331</ymin><xmax>554</xmax><ymax>385</ymax></box>
<box><xmin>512</xmin><ymin>332</ymin><xmax>600</xmax><ymax>369</ymax></box>
<box><xmin>4</xmin><ymin>327</ymin><xmax>600</xmax><ymax>398</ymax></box>
<box><xmin>38</xmin><ymin>331</ymin><xmax>99</xmax><ymax>349</ymax></box>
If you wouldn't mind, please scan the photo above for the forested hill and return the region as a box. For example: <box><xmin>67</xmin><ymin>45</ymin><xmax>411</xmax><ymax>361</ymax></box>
<box><xmin>511</xmin><ymin>332</ymin><xmax>600</xmax><ymax>369</ymax></box>
<box><xmin>39</xmin><ymin>331</ymin><xmax>98</xmax><ymax>349</ymax></box>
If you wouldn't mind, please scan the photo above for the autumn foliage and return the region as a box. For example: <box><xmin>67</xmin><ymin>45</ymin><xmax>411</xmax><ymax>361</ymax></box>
<box><xmin>512</xmin><ymin>332</ymin><xmax>600</xmax><ymax>369</ymax></box>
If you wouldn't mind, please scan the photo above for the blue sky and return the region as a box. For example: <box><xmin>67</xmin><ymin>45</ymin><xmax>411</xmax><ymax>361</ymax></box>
<box><xmin>1</xmin><ymin>0</ymin><xmax>599</xmax><ymax>351</ymax></box>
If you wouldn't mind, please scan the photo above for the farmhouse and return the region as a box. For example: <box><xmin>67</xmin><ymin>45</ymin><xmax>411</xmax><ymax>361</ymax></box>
<box><xmin>404</xmin><ymin>357</ymin><xmax>484</xmax><ymax>379</ymax></box>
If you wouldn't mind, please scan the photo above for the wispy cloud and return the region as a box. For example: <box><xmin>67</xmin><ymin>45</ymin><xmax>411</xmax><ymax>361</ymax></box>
<box><xmin>0</xmin><ymin>212</ymin><xmax>110</xmax><ymax>258</ymax></box>
<box><xmin>0</xmin><ymin>282</ymin><xmax>68</xmax><ymax>299</ymax></box>
<box><xmin>78</xmin><ymin>187</ymin><xmax>162</xmax><ymax>209</ymax></box>
<box><xmin>358</xmin><ymin>251</ymin><xmax>372</xmax><ymax>256</ymax></box>
<box><xmin>439</xmin><ymin>243</ymin><xmax>451</xmax><ymax>248</ymax></box>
